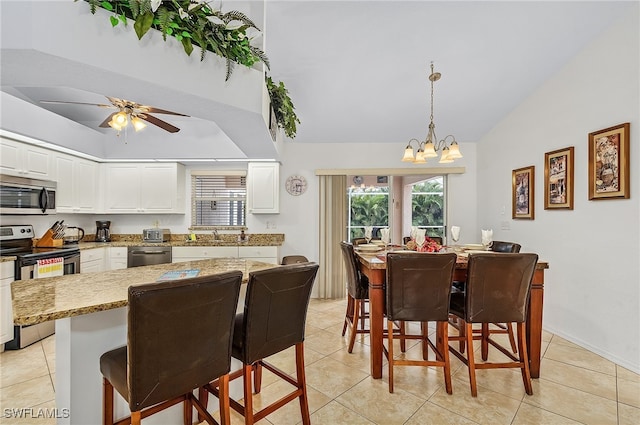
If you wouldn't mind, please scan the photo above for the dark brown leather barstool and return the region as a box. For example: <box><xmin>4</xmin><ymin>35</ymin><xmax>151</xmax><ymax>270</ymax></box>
<box><xmin>448</xmin><ymin>253</ymin><xmax>538</xmax><ymax>397</ymax></box>
<box><xmin>340</xmin><ymin>241</ymin><xmax>370</xmax><ymax>352</ymax></box>
<box><xmin>281</xmin><ymin>255</ymin><xmax>309</xmax><ymax>265</ymax></box>
<box><xmin>100</xmin><ymin>271</ymin><xmax>242</xmax><ymax>425</ymax></box>
<box><xmin>201</xmin><ymin>263</ymin><xmax>319</xmax><ymax>425</ymax></box>
<box><xmin>385</xmin><ymin>252</ymin><xmax>457</xmax><ymax>393</ymax></box>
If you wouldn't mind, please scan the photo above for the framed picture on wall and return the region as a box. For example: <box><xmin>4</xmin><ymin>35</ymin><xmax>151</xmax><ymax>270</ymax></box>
<box><xmin>544</xmin><ymin>147</ymin><xmax>574</xmax><ymax>210</ymax></box>
<box><xmin>588</xmin><ymin>123</ymin><xmax>630</xmax><ymax>200</ymax></box>
<box><xmin>512</xmin><ymin>166</ymin><xmax>535</xmax><ymax>219</ymax></box>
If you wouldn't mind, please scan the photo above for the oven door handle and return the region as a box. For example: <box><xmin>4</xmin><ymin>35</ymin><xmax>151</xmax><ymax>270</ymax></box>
<box><xmin>39</xmin><ymin>187</ymin><xmax>49</xmax><ymax>213</ymax></box>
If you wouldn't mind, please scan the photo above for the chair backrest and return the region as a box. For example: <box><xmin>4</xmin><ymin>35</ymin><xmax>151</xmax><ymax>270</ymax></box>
<box><xmin>352</xmin><ymin>237</ymin><xmax>367</xmax><ymax>246</ymax></box>
<box><xmin>281</xmin><ymin>255</ymin><xmax>309</xmax><ymax>265</ymax></box>
<box><xmin>465</xmin><ymin>253</ymin><xmax>538</xmax><ymax>323</ymax></box>
<box><xmin>127</xmin><ymin>271</ymin><xmax>242</xmax><ymax>411</ymax></box>
<box><xmin>238</xmin><ymin>263</ymin><xmax>319</xmax><ymax>364</ymax></box>
<box><xmin>386</xmin><ymin>252</ymin><xmax>457</xmax><ymax>322</ymax></box>
<box><xmin>340</xmin><ymin>241</ymin><xmax>368</xmax><ymax>299</ymax></box>
<box><xmin>491</xmin><ymin>241</ymin><xmax>522</xmax><ymax>253</ymax></box>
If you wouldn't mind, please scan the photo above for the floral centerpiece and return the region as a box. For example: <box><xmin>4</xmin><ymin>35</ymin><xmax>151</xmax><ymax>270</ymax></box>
<box><xmin>405</xmin><ymin>237</ymin><xmax>442</xmax><ymax>253</ymax></box>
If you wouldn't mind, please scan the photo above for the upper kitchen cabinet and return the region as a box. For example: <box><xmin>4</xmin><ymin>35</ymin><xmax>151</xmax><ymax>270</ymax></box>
<box><xmin>54</xmin><ymin>153</ymin><xmax>99</xmax><ymax>213</ymax></box>
<box><xmin>0</xmin><ymin>138</ymin><xmax>54</xmax><ymax>180</ymax></box>
<box><xmin>247</xmin><ymin>162</ymin><xmax>279</xmax><ymax>214</ymax></box>
<box><xmin>103</xmin><ymin>163</ymin><xmax>185</xmax><ymax>214</ymax></box>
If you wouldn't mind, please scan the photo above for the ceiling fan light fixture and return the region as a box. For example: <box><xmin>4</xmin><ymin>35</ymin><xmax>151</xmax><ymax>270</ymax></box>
<box><xmin>131</xmin><ymin>116</ymin><xmax>147</xmax><ymax>131</ymax></box>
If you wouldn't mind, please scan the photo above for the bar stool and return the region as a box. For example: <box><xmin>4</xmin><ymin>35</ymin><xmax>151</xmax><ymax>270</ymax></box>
<box><xmin>385</xmin><ymin>252</ymin><xmax>457</xmax><ymax>393</ymax></box>
<box><xmin>100</xmin><ymin>271</ymin><xmax>242</xmax><ymax>425</ymax></box>
<box><xmin>200</xmin><ymin>263</ymin><xmax>319</xmax><ymax>425</ymax></box>
<box><xmin>281</xmin><ymin>255</ymin><xmax>309</xmax><ymax>265</ymax></box>
<box><xmin>340</xmin><ymin>241</ymin><xmax>370</xmax><ymax>352</ymax></box>
<box><xmin>448</xmin><ymin>253</ymin><xmax>538</xmax><ymax>397</ymax></box>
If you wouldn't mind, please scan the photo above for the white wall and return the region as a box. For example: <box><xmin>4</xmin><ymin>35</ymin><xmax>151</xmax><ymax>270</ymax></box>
<box><xmin>476</xmin><ymin>8</ymin><xmax>639</xmax><ymax>372</ymax></box>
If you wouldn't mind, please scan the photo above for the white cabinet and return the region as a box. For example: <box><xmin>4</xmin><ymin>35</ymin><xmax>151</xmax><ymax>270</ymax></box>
<box><xmin>108</xmin><ymin>247</ymin><xmax>127</xmax><ymax>270</ymax></box>
<box><xmin>172</xmin><ymin>246</ymin><xmax>238</xmax><ymax>263</ymax></box>
<box><xmin>80</xmin><ymin>248</ymin><xmax>105</xmax><ymax>274</ymax></box>
<box><xmin>103</xmin><ymin>163</ymin><xmax>185</xmax><ymax>213</ymax></box>
<box><xmin>238</xmin><ymin>246</ymin><xmax>279</xmax><ymax>265</ymax></box>
<box><xmin>1</xmin><ymin>262</ymin><xmax>14</xmax><ymax>346</ymax></box>
<box><xmin>247</xmin><ymin>162</ymin><xmax>279</xmax><ymax>214</ymax></box>
<box><xmin>54</xmin><ymin>153</ymin><xmax>99</xmax><ymax>213</ymax></box>
<box><xmin>0</xmin><ymin>138</ymin><xmax>54</xmax><ymax>180</ymax></box>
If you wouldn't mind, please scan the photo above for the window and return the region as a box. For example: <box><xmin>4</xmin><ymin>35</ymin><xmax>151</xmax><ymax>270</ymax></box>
<box><xmin>191</xmin><ymin>173</ymin><xmax>246</xmax><ymax>228</ymax></box>
<box><xmin>347</xmin><ymin>177</ymin><xmax>389</xmax><ymax>240</ymax></box>
<box><xmin>410</xmin><ymin>176</ymin><xmax>445</xmax><ymax>238</ymax></box>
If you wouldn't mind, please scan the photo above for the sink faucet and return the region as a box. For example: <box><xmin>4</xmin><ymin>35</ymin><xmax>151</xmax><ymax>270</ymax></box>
<box><xmin>212</xmin><ymin>230</ymin><xmax>221</xmax><ymax>241</ymax></box>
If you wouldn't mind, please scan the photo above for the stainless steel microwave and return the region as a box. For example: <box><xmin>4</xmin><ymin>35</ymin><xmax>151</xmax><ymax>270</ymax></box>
<box><xmin>0</xmin><ymin>174</ymin><xmax>57</xmax><ymax>215</ymax></box>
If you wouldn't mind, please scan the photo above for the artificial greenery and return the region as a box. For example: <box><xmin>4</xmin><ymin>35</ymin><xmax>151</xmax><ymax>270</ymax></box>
<box><xmin>78</xmin><ymin>0</ymin><xmax>300</xmax><ymax>138</ymax></box>
<box><xmin>266</xmin><ymin>76</ymin><xmax>300</xmax><ymax>139</ymax></box>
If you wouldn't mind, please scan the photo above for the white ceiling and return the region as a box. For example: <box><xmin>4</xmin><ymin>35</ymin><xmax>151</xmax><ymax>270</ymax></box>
<box><xmin>0</xmin><ymin>0</ymin><xmax>634</xmax><ymax>158</ymax></box>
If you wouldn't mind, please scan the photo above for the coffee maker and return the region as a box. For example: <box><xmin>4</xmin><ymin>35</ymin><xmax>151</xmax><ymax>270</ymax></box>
<box><xmin>95</xmin><ymin>221</ymin><xmax>111</xmax><ymax>242</ymax></box>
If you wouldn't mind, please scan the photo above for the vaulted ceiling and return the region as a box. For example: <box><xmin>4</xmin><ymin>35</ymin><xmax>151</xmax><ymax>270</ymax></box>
<box><xmin>0</xmin><ymin>1</ymin><xmax>633</xmax><ymax>160</ymax></box>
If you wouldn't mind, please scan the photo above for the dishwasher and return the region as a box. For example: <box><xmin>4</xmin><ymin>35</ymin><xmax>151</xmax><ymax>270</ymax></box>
<box><xmin>127</xmin><ymin>246</ymin><xmax>172</xmax><ymax>268</ymax></box>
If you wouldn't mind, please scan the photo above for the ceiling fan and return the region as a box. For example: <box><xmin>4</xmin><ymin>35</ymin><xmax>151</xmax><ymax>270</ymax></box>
<box><xmin>40</xmin><ymin>96</ymin><xmax>189</xmax><ymax>133</ymax></box>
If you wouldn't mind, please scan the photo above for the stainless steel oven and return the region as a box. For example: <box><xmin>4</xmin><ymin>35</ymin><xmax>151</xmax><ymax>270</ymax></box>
<box><xmin>0</xmin><ymin>174</ymin><xmax>57</xmax><ymax>215</ymax></box>
<box><xmin>1</xmin><ymin>225</ymin><xmax>80</xmax><ymax>349</ymax></box>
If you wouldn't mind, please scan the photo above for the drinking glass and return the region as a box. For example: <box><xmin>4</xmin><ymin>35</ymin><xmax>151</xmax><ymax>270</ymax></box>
<box><xmin>364</xmin><ymin>226</ymin><xmax>373</xmax><ymax>244</ymax></box>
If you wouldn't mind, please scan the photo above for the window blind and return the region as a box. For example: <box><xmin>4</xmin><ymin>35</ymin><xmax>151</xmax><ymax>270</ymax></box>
<box><xmin>192</xmin><ymin>175</ymin><xmax>246</xmax><ymax>226</ymax></box>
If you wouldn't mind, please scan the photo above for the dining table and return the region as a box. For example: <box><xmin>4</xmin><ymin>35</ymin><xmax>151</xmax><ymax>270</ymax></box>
<box><xmin>355</xmin><ymin>248</ymin><xmax>549</xmax><ymax>379</ymax></box>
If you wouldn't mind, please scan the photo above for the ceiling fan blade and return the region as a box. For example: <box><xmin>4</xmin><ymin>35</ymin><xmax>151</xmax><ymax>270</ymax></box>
<box><xmin>99</xmin><ymin>112</ymin><xmax>117</xmax><ymax>128</ymax></box>
<box><xmin>140</xmin><ymin>113</ymin><xmax>180</xmax><ymax>133</ymax></box>
<box><xmin>145</xmin><ymin>107</ymin><xmax>190</xmax><ymax>117</ymax></box>
<box><xmin>40</xmin><ymin>100</ymin><xmax>114</xmax><ymax>108</ymax></box>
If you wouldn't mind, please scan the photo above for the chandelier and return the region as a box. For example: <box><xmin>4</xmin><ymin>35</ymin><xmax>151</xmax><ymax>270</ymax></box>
<box><xmin>402</xmin><ymin>62</ymin><xmax>463</xmax><ymax>164</ymax></box>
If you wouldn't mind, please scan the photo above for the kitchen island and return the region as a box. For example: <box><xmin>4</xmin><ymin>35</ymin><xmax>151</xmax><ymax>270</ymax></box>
<box><xmin>11</xmin><ymin>258</ymin><xmax>277</xmax><ymax>425</ymax></box>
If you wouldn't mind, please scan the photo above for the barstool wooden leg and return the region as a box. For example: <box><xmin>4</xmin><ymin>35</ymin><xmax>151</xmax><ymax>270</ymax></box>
<box><xmin>387</xmin><ymin>319</ymin><xmax>395</xmax><ymax>393</ymax></box>
<box><xmin>348</xmin><ymin>298</ymin><xmax>360</xmax><ymax>353</ymax></box>
<box><xmin>131</xmin><ymin>411</ymin><xmax>142</xmax><ymax>425</ymax></box>
<box><xmin>439</xmin><ymin>321</ymin><xmax>453</xmax><ymax>395</ymax></box>
<box><xmin>465</xmin><ymin>322</ymin><xmax>478</xmax><ymax>397</ymax></box>
<box><xmin>342</xmin><ymin>296</ymin><xmax>354</xmax><ymax>336</ymax></box>
<box><xmin>242</xmin><ymin>364</ymin><xmax>255</xmax><ymax>425</ymax></box>
<box><xmin>253</xmin><ymin>362</ymin><xmax>263</xmax><ymax>393</ymax></box>
<box><xmin>507</xmin><ymin>323</ymin><xmax>518</xmax><ymax>353</ymax></box>
<box><xmin>197</xmin><ymin>386</ymin><xmax>209</xmax><ymax>423</ymax></box>
<box><xmin>517</xmin><ymin>322</ymin><xmax>533</xmax><ymax>395</ymax></box>
<box><xmin>183</xmin><ymin>397</ymin><xmax>192</xmax><ymax>425</ymax></box>
<box><xmin>481</xmin><ymin>323</ymin><xmax>489</xmax><ymax>361</ymax></box>
<box><xmin>218</xmin><ymin>374</ymin><xmax>231</xmax><ymax>425</ymax></box>
<box><xmin>295</xmin><ymin>343</ymin><xmax>311</xmax><ymax>425</ymax></box>
<box><xmin>103</xmin><ymin>378</ymin><xmax>114</xmax><ymax>425</ymax></box>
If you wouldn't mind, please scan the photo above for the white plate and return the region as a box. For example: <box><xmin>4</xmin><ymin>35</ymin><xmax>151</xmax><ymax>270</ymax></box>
<box><xmin>356</xmin><ymin>244</ymin><xmax>383</xmax><ymax>252</ymax></box>
<box><xmin>465</xmin><ymin>250</ymin><xmax>490</xmax><ymax>254</ymax></box>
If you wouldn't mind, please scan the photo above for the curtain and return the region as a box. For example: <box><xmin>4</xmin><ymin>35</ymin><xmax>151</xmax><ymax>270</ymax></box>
<box><xmin>317</xmin><ymin>175</ymin><xmax>347</xmax><ymax>299</ymax></box>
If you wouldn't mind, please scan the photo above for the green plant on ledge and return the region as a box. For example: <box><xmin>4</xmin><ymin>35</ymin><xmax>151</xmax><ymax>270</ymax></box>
<box><xmin>79</xmin><ymin>0</ymin><xmax>299</xmax><ymax>138</ymax></box>
<box><xmin>266</xmin><ymin>77</ymin><xmax>300</xmax><ymax>139</ymax></box>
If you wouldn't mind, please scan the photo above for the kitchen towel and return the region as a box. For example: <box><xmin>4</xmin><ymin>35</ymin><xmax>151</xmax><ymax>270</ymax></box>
<box><xmin>35</xmin><ymin>258</ymin><xmax>64</xmax><ymax>279</ymax></box>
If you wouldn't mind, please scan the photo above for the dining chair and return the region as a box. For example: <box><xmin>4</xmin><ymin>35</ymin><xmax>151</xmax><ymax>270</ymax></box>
<box><xmin>200</xmin><ymin>263</ymin><xmax>319</xmax><ymax>425</ymax></box>
<box><xmin>340</xmin><ymin>241</ymin><xmax>371</xmax><ymax>352</ymax></box>
<box><xmin>281</xmin><ymin>255</ymin><xmax>309</xmax><ymax>265</ymax></box>
<box><xmin>385</xmin><ymin>252</ymin><xmax>457</xmax><ymax>393</ymax></box>
<box><xmin>352</xmin><ymin>237</ymin><xmax>368</xmax><ymax>246</ymax></box>
<box><xmin>448</xmin><ymin>252</ymin><xmax>538</xmax><ymax>397</ymax></box>
<box><xmin>100</xmin><ymin>271</ymin><xmax>242</xmax><ymax>425</ymax></box>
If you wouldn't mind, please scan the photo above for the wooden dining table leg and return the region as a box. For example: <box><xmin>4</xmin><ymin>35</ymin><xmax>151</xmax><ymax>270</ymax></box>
<box><xmin>527</xmin><ymin>269</ymin><xmax>545</xmax><ymax>378</ymax></box>
<box><xmin>365</xmin><ymin>268</ymin><xmax>385</xmax><ymax>379</ymax></box>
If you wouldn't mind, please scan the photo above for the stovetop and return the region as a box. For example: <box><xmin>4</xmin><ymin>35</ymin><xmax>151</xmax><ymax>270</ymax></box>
<box><xmin>0</xmin><ymin>224</ymin><xmax>79</xmax><ymax>259</ymax></box>
<box><xmin>1</xmin><ymin>244</ymin><xmax>80</xmax><ymax>258</ymax></box>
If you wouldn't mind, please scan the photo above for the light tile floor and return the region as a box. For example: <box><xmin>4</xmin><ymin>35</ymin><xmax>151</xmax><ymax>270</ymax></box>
<box><xmin>1</xmin><ymin>298</ymin><xmax>639</xmax><ymax>424</ymax></box>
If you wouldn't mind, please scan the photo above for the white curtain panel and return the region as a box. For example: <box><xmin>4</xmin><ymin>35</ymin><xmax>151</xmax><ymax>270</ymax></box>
<box><xmin>317</xmin><ymin>175</ymin><xmax>347</xmax><ymax>299</ymax></box>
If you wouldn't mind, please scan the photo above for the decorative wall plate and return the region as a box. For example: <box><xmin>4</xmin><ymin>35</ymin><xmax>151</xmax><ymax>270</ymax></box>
<box><xmin>285</xmin><ymin>175</ymin><xmax>308</xmax><ymax>196</ymax></box>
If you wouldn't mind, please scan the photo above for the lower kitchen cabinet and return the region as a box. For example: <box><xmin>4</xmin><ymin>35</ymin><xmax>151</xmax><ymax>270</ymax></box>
<box><xmin>1</xmin><ymin>262</ymin><xmax>14</xmax><ymax>346</ymax></box>
<box><xmin>80</xmin><ymin>248</ymin><xmax>105</xmax><ymax>273</ymax></box>
<box><xmin>172</xmin><ymin>246</ymin><xmax>238</xmax><ymax>263</ymax></box>
<box><xmin>238</xmin><ymin>246</ymin><xmax>279</xmax><ymax>265</ymax></box>
<box><xmin>109</xmin><ymin>247</ymin><xmax>127</xmax><ymax>270</ymax></box>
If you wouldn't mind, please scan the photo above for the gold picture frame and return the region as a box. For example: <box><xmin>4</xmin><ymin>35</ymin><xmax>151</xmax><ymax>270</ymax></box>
<box><xmin>588</xmin><ymin>123</ymin><xmax>630</xmax><ymax>200</ymax></box>
<box><xmin>544</xmin><ymin>147</ymin><xmax>574</xmax><ymax>210</ymax></box>
<box><xmin>512</xmin><ymin>166</ymin><xmax>535</xmax><ymax>219</ymax></box>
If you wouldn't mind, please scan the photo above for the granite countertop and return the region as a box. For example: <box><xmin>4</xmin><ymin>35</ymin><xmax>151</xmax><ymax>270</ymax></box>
<box><xmin>11</xmin><ymin>258</ymin><xmax>277</xmax><ymax>325</ymax></box>
<box><xmin>1</xmin><ymin>256</ymin><xmax>17</xmax><ymax>263</ymax></box>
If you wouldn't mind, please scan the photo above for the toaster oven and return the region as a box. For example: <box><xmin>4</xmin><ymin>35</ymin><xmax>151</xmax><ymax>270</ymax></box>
<box><xmin>142</xmin><ymin>228</ymin><xmax>171</xmax><ymax>243</ymax></box>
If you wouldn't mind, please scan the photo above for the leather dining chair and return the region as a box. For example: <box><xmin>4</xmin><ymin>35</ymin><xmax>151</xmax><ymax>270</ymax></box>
<box><xmin>448</xmin><ymin>252</ymin><xmax>538</xmax><ymax>397</ymax></box>
<box><xmin>100</xmin><ymin>271</ymin><xmax>242</xmax><ymax>425</ymax></box>
<box><xmin>385</xmin><ymin>252</ymin><xmax>457</xmax><ymax>393</ymax></box>
<box><xmin>340</xmin><ymin>241</ymin><xmax>370</xmax><ymax>352</ymax></box>
<box><xmin>281</xmin><ymin>255</ymin><xmax>309</xmax><ymax>265</ymax></box>
<box><xmin>200</xmin><ymin>263</ymin><xmax>319</xmax><ymax>425</ymax></box>
<box><xmin>352</xmin><ymin>237</ymin><xmax>368</xmax><ymax>246</ymax></box>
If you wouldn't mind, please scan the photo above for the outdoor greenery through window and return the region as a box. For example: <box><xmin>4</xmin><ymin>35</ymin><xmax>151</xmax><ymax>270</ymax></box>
<box><xmin>191</xmin><ymin>174</ymin><xmax>246</xmax><ymax>228</ymax></box>
<box><xmin>348</xmin><ymin>184</ymin><xmax>389</xmax><ymax>240</ymax></box>
<box><xmin>411</xmin><ymin>177</ymin><xmax>445</xmax><ymax>239</ymax></box>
